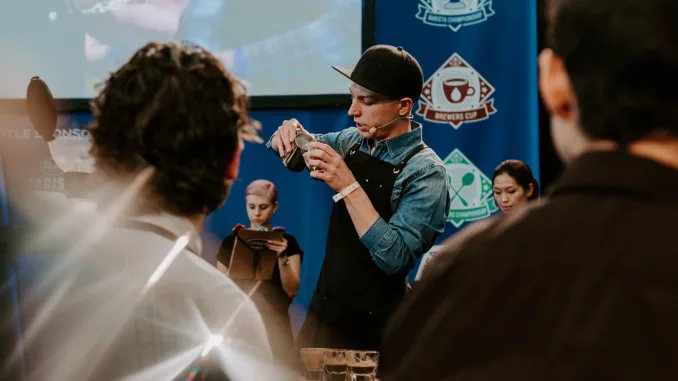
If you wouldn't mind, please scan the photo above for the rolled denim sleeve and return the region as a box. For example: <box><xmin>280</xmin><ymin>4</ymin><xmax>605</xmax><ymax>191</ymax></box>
<box><xmin>359</xmin><ymin>163</ymin><xmax>451</xmax><ymax>275</ymax></box>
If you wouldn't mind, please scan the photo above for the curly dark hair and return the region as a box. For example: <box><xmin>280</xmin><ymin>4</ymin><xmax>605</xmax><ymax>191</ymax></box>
<box><xmin>89</xmin><ymin>41</ymin><xmax>261</xmax><ymax>217</ymax></box>
<box><xmin>546</xmin><ymin>0</ymin><xmax>678</xmax><ymax>145</ymax></box>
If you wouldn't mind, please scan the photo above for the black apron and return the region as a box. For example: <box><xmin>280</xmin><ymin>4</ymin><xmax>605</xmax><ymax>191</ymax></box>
<box><xmin>296</xmin><ymin>142</ymin><xmax>426</xmax><ymax>351</ymax></box>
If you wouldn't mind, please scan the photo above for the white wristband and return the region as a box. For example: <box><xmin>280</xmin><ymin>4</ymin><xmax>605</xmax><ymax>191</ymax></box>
<box><xmin>332</xmin><ymin>182</ymin><xmax>361</xmax><ymax>202</ymax></box>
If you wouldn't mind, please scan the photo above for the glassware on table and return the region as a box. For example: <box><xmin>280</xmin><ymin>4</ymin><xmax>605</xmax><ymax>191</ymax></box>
<box><xmin>347</xmin><ymin>351</ymin><xmax>379</xmax><ymax>381</ymax></box>
<box><xmin>299</xmin><ymin>348</ymin><xmax>327</xmax><ymax>381</ymax></box>
<box><xmin>323</xmin><ymin>349</ymin><xmax>349</xmax><ymax>381</ymax></box>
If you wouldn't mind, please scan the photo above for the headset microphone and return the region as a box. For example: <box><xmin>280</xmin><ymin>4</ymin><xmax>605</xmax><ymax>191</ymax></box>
<box><xmin>367</xmin><ymin>114</ymin><xmax>414</xmax><ymax>135</ymax></box>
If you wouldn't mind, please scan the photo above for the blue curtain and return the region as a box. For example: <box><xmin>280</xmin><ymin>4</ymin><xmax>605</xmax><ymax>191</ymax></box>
<box><xmin>375</xmin><ymin>0</ymin><xmax>540</xmax><ymax>231</ymax></box>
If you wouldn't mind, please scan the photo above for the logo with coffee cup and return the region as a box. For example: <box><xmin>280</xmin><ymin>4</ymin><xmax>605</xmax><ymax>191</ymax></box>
<box><xmin>416</xmin><ymin>0</ymin><xmax>495</xmax><ymax>32</ymax></box>
<box><xmin>442</xmin><ymin>148</ymin><xmax>498</xmax><ymax>228</ymax></box>
<box><xmin>417</xmin><ymin>53</ymin><xmax>497</xmax><ymax>129</ymax></box>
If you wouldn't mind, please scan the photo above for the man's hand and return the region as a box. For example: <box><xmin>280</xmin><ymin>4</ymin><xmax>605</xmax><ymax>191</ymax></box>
<box><xmin>273</xmin><ymin>118</ymin><xmax>307</xmax><ymax>158</ymax></box>
<box><xmin>307</xmin><ymin>142</ymin><xmax>357</xmax><ymax>192</ymax></box>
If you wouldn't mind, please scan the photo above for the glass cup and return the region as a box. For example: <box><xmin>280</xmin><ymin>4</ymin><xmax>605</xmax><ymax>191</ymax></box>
<box><xmin>324</xmin><ymin>349</ymin><xmax>349</xmax><ymax>381</ymax></box>
<box><xmin>301</xmin><ymin>142</ymin><xmax>316</xmax><ymax>171</ymax></box>
<box><xmin>300</xmin><ymin>139</ymin><xmax>325</xmax><ymax>173</ymax></box>
<box><xmin>347</xmin><ymin>351</ymin><xmax>379</xmax><ymax>381</ymax></box>
<box><xmin>299</xmin><ymin>348</ymin><xmax>328</xmax><ymax>381</ymax></box>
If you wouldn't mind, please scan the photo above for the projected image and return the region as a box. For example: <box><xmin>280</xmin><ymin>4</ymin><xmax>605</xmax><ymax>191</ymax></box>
<box><xmin>0</xmin><ymin>0</ymin><xmax>362</xmax><ymax>98</ymax></box>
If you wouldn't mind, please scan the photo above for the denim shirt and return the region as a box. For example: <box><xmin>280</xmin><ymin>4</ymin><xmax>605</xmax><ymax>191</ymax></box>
<box><xmin>267</xmin><ymin>122</ymin><xmax>451</xmax><ymax>275</ymax></box>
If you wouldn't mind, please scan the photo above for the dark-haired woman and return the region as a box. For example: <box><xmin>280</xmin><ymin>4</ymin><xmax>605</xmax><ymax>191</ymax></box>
<box><xmin>492</xmin><ymin>160</ymin><xmax>539</xmax><ymax>213</ymax></box>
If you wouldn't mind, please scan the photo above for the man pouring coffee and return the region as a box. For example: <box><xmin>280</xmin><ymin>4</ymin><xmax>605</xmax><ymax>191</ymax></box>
<box><xmin>268</xmin><ymin>45</ymin><xmax>451</xmax><ymax>350</ymax></box>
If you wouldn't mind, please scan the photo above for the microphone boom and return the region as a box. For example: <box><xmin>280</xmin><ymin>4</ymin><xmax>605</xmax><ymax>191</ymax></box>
<box><xmin>367</xmin><ymin>115</ymin><xmax>413</xmax><ymax>135</ymax></box>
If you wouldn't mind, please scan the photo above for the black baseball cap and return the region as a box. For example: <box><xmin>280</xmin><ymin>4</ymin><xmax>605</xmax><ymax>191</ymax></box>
<box><xmin>332</xmin><ymin>45</ymin><xmax>424</xmax><ymax>103</ymax></box>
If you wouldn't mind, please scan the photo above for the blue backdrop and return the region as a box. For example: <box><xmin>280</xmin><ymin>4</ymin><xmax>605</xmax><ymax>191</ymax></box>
<box><xmin>0</xmin><ymin>0</ymin><xmax>539</xmax><ymax>338</ymax></box>
<box><xmin>213</xmin><ymin>0</ymin><xmax>540</xmax><ymax>331</ymax></box>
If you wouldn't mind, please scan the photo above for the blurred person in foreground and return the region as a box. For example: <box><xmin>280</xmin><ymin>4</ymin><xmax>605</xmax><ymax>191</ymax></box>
<box><xmin>380</xmin><ymin>0</ymin><xmax>678</xmax><ymax>379</ymax></box>
<box><xmin>13</xmin><ymin>42</ymin><xmax>293</xmax><ymax>381</ymax></box>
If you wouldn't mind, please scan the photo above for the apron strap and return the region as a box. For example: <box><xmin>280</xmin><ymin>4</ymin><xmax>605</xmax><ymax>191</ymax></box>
<box><xmin>347</xmin><ymin>142</ymin><xmax>427</xmax><ymax>165</ymax></box>
<box><xmin>394</xmin><ymin>143</ymin><xmax>427</xmax><ymax>174</ymax></box>
<box><xmin>347</xmin><ymin>142</ymin><xmax>363</xmax><ymax>156</ymax></box>
<box><xmin>392</xmin><ymin>143</ymin><xmax>428</xmax><ymax>209</ymax></box>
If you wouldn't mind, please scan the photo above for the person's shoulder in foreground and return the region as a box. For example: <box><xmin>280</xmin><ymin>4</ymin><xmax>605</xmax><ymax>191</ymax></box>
<box><xmin>17</xmin><ymin>41</ymin><xmax>298</xmax><ymax>381</ymax></box>
<box><xmin>379</xmin><ymin>0</ymin><xmax>678</xmax><ymax>377</ymax></box>
<box><xmin>380</xmin><ymin>156</ymin><xmax>678</xmax><ymax>379</ymax></box>
<box><xmin>20</xmin><ymin>209</ymin><xmax>294</xmax><ymax>381</ymax></box>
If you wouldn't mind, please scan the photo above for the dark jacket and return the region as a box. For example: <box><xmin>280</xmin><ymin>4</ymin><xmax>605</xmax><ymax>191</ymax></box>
<box><xmin>380</xmin><ymin>151</ymin><xmax>678</xmax><ymax>381</ymax></box>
